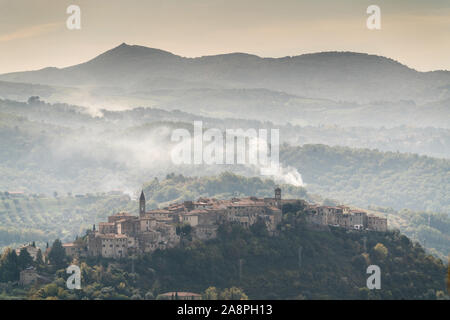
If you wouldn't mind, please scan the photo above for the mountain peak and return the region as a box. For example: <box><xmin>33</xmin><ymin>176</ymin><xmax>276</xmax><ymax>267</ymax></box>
<box><xmin>104</xmin><ymin>43</ymin><xmax>175</xmax><ymax>57</ymax></box>
<box><xmin>77</xmin><ymin>43</ymin><xmax>178</xmax><ymax>70</ymax></box>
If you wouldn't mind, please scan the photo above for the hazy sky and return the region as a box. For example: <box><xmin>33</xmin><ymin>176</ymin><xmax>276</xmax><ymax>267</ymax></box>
<box><xmin>0</xmin><ymin>0</ymin><xmax>449</xmax><ymax>73</ymax></box>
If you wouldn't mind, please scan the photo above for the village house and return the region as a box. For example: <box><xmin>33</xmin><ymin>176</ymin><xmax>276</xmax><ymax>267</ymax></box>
<box><xmin>15</xmin><ymin>243</ymin><xmax>40</xmax><ymax>260</ymax></box>
<box><xmin>19</xmin><ymin>267</ymin><xmax>52</xmax><ymax>286</ymax></box>
<box><xmin>62</xmin><ymin>242</ymin><xmax>88</xmax><ymax>258</ymax></box>
<box><xmin>305</xmin><ymin>204</ymin><xmax>387</xmax><ymax>231</ymax></box>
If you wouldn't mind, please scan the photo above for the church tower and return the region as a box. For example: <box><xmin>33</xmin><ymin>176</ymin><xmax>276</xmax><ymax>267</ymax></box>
<box><xmin>139</xmin><ymin>190</ymin><xmax>146</xmax><ymax>216</ymax></box>
<box><xmin>275</xmin><ymin>187</ymin><xmax>281</xmax><ymax>208</ymax></box>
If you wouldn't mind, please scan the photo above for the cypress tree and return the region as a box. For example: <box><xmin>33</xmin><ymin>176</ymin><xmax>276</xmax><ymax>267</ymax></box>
<box><xmin>0</xmin><ymin>248</ymin><xmax>20</xmax><ymax>282</ymax></box>
<box><xmin>18</xmin><ymin>248</ymin><xmax>33</xmax><ymax>270</ymax></box>
<box><xmin>48</xmin><ymin>239</ymin><xmax>67</xmax><ymax>268</ymax></box>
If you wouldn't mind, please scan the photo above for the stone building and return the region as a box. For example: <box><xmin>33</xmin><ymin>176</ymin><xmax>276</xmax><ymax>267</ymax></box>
<box><xmin>77</xmin><ymin>187</ymin><xmax>387</xmax><ymax>259</ymax></box>
<box><xmin>19</xmin><ymin>267</ymin><xmax>51</xmax><ymax>286</ymax></box>
<box><xmin>15</xmin><ymin>243</ymin><xmax>40</xmax><ymax>260</ymax></box>
<box><xmin>305</xmin><ymin>203</ymin><xmax>387</xmax><ymax>232</ymax></box>
<box><xmin>63</xmin><ymin>242</ymin><xmax>87</xmax><ymax>258</ymax></box>
<box><xmin>19</xmin><ymin>267</ymin><xmax>38</xmax><ymax>286</ymax></box>
<box><xmin>367</xmin><ymin>215</ymin><xmax>388</xmax><ymax>231</ymax></box>
<box><xmin>88</xmin><ymin>233</ymin><xmax>129</xmax><ymax>258</ymax></box>
<box><xmin>83</xmin><ymin>188</ymin><xmax>286</xmax><ymax>258</ymax></box>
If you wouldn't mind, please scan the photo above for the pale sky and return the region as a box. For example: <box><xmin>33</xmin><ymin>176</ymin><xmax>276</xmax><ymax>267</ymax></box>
<box><xmin>0</xmin><ymin>0</ymin><xmax>449</xmax><ymax>73</ymax></box>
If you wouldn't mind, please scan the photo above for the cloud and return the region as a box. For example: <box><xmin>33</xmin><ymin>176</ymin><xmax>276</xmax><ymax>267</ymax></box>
<box><xmin>0</xmin><ymin>23</ymin><xmax>58</xmax><ymax>42</ymax></box>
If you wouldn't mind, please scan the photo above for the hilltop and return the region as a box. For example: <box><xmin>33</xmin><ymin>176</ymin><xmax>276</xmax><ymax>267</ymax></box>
<box><xmin>4</xmin><ymin>211</ymin><xmax>448</xmax><ymax>300</ymax></box>
<box><xmin>1</xmin><ymin>172</ymin><xmax>448</xmax><ymax>264</ymax></box>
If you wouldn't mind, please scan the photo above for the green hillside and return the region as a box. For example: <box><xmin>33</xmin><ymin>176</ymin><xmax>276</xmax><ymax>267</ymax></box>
<box><xmin>11</xmin><ymin>211</ymin><xmax>449</xmax><ymax>300</ymax></box>
<box><xmin>0</xmin><ymin>192</ymin><xmax>132</xmax><ymax>251</ymax></box>
<box><xmin>281</xmin><ymin>144</ymin><xmax>450</xmax><ymax>213</ymax></box>
<box><xmin>144</xmin><ymin>218</ymin><xmax>448</xmax><ymax>300</ymax></box>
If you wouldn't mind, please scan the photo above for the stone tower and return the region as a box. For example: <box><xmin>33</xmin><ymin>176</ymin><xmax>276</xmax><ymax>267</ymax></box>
<box><xmin>139</xmin><ymin>190</ymin><xmax>146</xmax><ymax>216</ymax></box>
<box><xmin>275</xmin><ymin>187</ymin><xmax>281</xmax><ymax>208</ymax></box>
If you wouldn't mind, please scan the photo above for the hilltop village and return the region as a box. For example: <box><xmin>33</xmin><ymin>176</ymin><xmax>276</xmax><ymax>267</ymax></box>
<box><xmin>60</xmin><ymin>188</ymin><xmax>387</xmax><ymax>259</ymax></box>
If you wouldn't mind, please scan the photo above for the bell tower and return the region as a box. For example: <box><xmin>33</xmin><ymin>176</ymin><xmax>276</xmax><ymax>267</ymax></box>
<box><xmin>139</xmin><ymin>190</ymin><xmax>146</xmax><ymax>216</ymax></box>
<box><xmin>275</xmin><ymin>187</ymin><xmax>281</xmax><ymax>208</ymax></box>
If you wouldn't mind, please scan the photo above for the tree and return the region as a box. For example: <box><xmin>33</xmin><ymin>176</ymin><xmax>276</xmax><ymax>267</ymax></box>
<box><xmin>48</xmin><ymin>239</ymin><xmax>67</xmax><ymax>268</ymax></box>
<box><xmin>282</xmin><ymin>200</ymin><xmax>306</xmax><ymax>214</ymax></box>
<box><xmin>35</xmin><ymin>249</ymin><xmax>44</xmax><ymax>268</ymax></box>
<box><xmin>176</xmin><ymin>224</ymin><xmax>192</xmax><ymax>241</ymax></box>
<box><xmin>249</xmin><ymin>218</ymin><xmax>269</xmax><ymax>237</ymax></box>
<box><xmin>220</xmin><ymin>287</ymin><xmax>248</xmax><ymax>300</ymax></box>
<box><xmin>373</xmin><ymin>243</ymin><xmax>388</xmax><ymax>259</ymax></box>
<box><xmin>0</xmin><ymin>248</ymin><xmax>20</xmax><ymax>282</ymax></box>
<box><xmin>18</xmin><ymin>248</ymin><xmax>33</xmax><ymax>269</ymax></box>
<box><xmin>203</xmin><ymin>286</ymin><xmax>219</xmax><ymax>300</ymax></box>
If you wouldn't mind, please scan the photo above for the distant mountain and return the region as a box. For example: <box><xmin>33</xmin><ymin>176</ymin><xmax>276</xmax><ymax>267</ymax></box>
<box><xmin>1</xmin><ymin>43</ymin><xmax>450</xmax><ymax>103</ymax></box>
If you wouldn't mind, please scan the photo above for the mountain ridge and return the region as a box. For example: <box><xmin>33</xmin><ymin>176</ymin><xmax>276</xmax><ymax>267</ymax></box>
<box><xmin>2</xmin><ymin>43</ymin><xmax>449</xmax><ymax>103</ymax></box>
<box><xmin>0</xmin><ymin>43</ymin><xmax>434</xmax><ymax>74</ymax></box>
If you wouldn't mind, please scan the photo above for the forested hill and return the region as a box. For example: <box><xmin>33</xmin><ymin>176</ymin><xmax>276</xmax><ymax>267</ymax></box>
<box><xmin>0</xmin><ymin>173</ymin><xmax>448</xmax><ymax>300</ymax></box>
<box><xmin>143</xmin><ymin>216</ymin><xmax>448</xmax><ymax>300</ymax></box>
<box><xmin>280</xmin><ymin>144</ymin><xmax>450</xmax><ymax>213</ymax></box>
<box><xmin>1</xmin><ymin>172</ymin><xmax>449</xmax><ymax>261</ymax></box>
<box><xmin>16</xmin><ymin>211</ymin><xmax>449</xmax><ymax>300</ymax></box>
<box><xmin>142</xmin><ymin>173</ymin><xmax>450</xmax><ymax>261</ymax></box>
